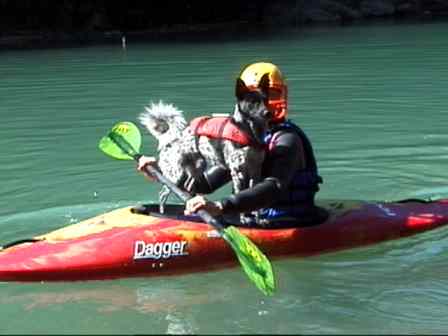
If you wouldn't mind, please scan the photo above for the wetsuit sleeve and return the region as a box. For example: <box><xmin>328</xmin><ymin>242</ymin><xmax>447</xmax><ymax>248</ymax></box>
<box><xmin>189</xmin><ymin>165</ymin><xmax>231</xmax><ymax>194</ymax></box>
<box><xmin>219</xmin><ymin>130</ymin><xmax>305</xmax><ymax>214</ymax></box>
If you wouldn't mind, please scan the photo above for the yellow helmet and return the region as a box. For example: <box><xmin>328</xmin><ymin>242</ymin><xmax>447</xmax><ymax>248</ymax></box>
<box><xmin>238</xmin><ymin>62</ymin><xmax>288</xmax><ymax>123</ymax></box>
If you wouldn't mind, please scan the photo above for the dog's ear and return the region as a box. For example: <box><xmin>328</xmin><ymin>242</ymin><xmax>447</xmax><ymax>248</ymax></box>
<box><xmin>235</xmin><ymin>78</ymin><xmax>250</xmax><ymax>100</ymax></box>
<box><xmin>258</xmin><ymin>73</ymin><xmax>271</xmax><ymax>97</ymax></box>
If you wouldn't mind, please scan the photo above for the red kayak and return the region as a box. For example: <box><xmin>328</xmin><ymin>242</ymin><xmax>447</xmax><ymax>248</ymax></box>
<box><xmin>0</xmin><ymin>198</ymin><xmax>447</xmax><ymax>282</ymax></box>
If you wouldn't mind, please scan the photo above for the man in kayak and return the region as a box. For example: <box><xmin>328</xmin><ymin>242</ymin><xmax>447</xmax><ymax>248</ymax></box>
<box><xmin>139</xmin><ymin>62</ymin><xmax>326</xmax><ymax>227</ymax></box>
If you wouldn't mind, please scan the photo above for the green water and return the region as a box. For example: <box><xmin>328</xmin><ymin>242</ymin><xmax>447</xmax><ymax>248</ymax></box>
<box><xmin>1</xmin><ymin>21</ymin><xmax>448</xmax><ymax>334</ymax></box>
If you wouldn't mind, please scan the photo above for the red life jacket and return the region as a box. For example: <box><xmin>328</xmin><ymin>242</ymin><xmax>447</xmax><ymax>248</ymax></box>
<box><xmin>190</xmin><ymin>116</ymin><xmax>254</xmax><ymax>146</ymax></box>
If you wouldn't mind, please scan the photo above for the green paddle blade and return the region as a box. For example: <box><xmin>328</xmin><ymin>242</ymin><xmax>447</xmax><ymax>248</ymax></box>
<box><xmin>99</xmin><ymin>121</ymin><xmax>142</xmax><ymax>160</ymax></box>
<box><xmin>223</xmin><ymin>226</ymin><xmax>275</xmax><ymax>296</ymax></box>
<box><xmin>99</xmin><ymin>120</ymin><xmax>276</xmax><ymax>296</ymax></box>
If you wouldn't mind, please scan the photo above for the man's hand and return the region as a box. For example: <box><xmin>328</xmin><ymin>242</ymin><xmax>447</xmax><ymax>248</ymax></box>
<box><xmin>184</xmin><ymin>195</ymin><xmax>223</xmax><ymax>216</ymax></box>
<box><xmin>137</xmin><ymin>155</ymin><xmax>158</xmax><ymax>181</ymax></box>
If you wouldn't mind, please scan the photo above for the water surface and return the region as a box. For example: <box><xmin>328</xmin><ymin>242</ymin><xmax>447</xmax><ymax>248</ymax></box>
<box><xmin>1</xmin><ymin>21</ymin><xmax>448</xmax><ymax>334</ymax></box>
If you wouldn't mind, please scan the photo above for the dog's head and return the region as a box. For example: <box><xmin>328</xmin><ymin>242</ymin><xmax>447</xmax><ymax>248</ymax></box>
<box><xmin>139</xmin><ymin>100</ymin><xmax>187</xmax><ymax>151</ymax></box>
<box><xmin>232</xmin><ymin>74</ymin><xmax>272</xmax><ymax>144</ymax></box>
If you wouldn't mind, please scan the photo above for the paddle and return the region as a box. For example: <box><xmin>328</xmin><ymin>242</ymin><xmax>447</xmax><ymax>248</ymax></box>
<box><xmin>98</xmin><ymin>121</ymin><xmax>275</xmax><ymax>296</ymax></box>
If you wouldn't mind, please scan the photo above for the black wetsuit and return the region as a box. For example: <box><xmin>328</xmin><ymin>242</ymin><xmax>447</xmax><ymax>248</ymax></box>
<box><xmin>191</xmin><ymin>124</ymin><xmax>326</xmax><ymax>227</ymax></box>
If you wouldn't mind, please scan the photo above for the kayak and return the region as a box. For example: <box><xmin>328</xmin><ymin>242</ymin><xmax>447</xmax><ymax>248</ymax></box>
<box><xmin>1</xmin><ymin>198</ymin><xmax>448</xmax><ymax>282</ymax></box>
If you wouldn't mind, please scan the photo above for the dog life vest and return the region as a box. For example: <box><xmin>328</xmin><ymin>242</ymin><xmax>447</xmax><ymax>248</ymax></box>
<box><xmin>260</xmin><ymin>120</ymin><xmax>323</xmax><ymax>220</ymax></box>
<box><xmin>189</xmin><ymin>116</ymin><xmax>254</xmax><ymax>146</ymax></box>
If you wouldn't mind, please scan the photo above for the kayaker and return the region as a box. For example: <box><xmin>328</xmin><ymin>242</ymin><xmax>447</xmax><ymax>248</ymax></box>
<box><xmin>138</xmin><ymin>62</ymin><xmax>326</xmax><ymax>227</ymax></box>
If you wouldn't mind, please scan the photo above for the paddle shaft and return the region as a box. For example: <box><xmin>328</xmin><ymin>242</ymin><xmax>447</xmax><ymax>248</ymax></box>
<box><xmin>102</xmin><ymin>124</ymin><xmax>275</xmax><ymax>295</ymax></box>
<box><xmin>135</xmin><ymin>155</ymin><xmax>225</xmax><ymax>231</ymax></box>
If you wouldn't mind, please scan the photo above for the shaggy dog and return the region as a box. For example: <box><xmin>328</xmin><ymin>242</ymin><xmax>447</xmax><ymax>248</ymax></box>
<box><xmin>139</xmin><ymin>75</ymin><xmax>272</xmax><ymax>222</ymax></box>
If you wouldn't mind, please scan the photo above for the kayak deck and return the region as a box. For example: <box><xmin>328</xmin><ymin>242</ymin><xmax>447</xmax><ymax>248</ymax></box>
<box><xmin>1</xmin><ymin>198</ymin><xmax>448</xmax><ymax>282</ymax></box>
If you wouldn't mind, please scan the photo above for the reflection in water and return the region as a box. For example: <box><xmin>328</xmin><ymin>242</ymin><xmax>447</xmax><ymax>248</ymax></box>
<box><xmin>4</xmin><ymin>283</ymin><xmax>223</xmax><ymax>314</ymax></box>
<box><xmin>1</xmin><ymin>281</ymin><xmax>228</xmax><ymax>334</ymax></box>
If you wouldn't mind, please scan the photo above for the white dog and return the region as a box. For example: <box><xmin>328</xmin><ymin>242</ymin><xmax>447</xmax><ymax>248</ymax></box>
<box><xmin>139</xmin><ymin>76</ymin><xmax>272</xmax><ymax>221</ymax></box>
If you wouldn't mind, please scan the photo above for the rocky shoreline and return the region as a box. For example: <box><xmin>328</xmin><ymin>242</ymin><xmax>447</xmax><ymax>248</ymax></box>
<box><xmin>1</xmin><ymin>0</ymin><xmax>448</xmax><ymax>50</ymax></box>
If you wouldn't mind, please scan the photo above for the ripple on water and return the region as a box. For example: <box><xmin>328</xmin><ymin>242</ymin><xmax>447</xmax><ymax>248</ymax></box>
<box><xmin>366</xmin><ymin>283</ymin><xmax>448</xmax><ymax>333</ymax></box>
<box><xmin>264</xmin><ymin>226</ymin><xmax>448</xmax><ymax>334</ymax></box>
